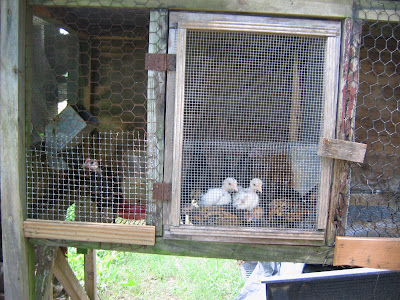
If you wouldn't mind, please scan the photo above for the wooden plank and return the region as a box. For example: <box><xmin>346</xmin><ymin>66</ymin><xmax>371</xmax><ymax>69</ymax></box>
<box><xmin>23</xmin><ymin>219</ymin><xmax>156</xmax><ymax>245</ymax></box>
<box><xmin>165</xmin><ymin>226</ymin><xmax>325</xmax><ymax>246</ymax></box>
<box><xmin>147</xmin><ymin>9</ymin><xmax>168</xmax><ymax>235</ymax></box>
<box><xmin>30</xmin><ymin>237</ymin><xmax>335</xmax><ymax>265</ymax></box>
<box><xmin>84</xmin><ymin>249</ymin><xmax>97</xmax><ymax>300</ymax></box>
<box><xmin>178</xmin><ymin>20</ymin><xmax>340</xmax><ymax>37</ymax></box>
<box><xmin>163</xmin><ymin>27</ymin><xmax>178</xmax><ymax>226</ymax></box>
<box><xmin>333</xmin><ymin>236</ymin><xmax>400</xmax><ymax>271</ymax></box>
<box><xmin>27</xmin><ymin>0</ymin><xmax>353</xmax><ymax>19</ymax></box>
<box><xmin>0</xmin><ymin>1</ymin><xmax>35</xmax><ymax>299</ymax></box>
<box><xmin>326</xmin><ymin>19</ymin><xmax>361</xmax><ymax>245</ymax></box>
<box><xmin>318</xmin><ymin>138</ymin><xmax>367</xmax><ymax>163</ymax></box>
<box><xmin>53</xmin><ymin>248</ymin><xmax>90</xmax><ymax>300</ymax></box>
<box><xmin>170</xmin><ymin>28</ymin><xmax>187</xmax><ymax>226</ymax></box>
<box><xmin>317</xmin><ymin>26</ymin><xmax>342</xmax><ymax>230</ymax></box>
<box><xmin>34</xmin><ymin>246</ymin><xmax>58</xmax><ymax>300</ymax></box>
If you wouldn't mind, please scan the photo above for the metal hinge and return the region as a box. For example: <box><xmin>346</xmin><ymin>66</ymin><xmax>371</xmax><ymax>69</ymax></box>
<box><xmin>145</xmin><ymin>53</ymin><xmax>176</xmax><ymax>71</ymax></box>
<box><xmin>153</xmin><ymin>182</ymin><xmax>172</xmax><ymax>202</ymax></box>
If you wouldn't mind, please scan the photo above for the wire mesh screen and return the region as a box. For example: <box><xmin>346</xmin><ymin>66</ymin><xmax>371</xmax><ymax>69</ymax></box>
<box><xmin>347</xmin><ymin>1</ymin><xmax>400</xmax><ymax>237</ymax></box>
<box><xmin>26</xmin><ymin>7</ymin><xmax>161</xmax><ymax>224</ymax></box>
<box><xmin>180</xmin><ymin>30</ymin><xmax>326</xmax><ymax>230</ymax></box>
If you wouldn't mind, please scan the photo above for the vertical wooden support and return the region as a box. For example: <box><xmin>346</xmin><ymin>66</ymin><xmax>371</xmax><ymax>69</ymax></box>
<box><xmin>163</xmin><ymin>26</ymin><xmax>177</xmax><ymax>227</ymax></box>
<box><xmin>1</xmin><ymin>1</ymin><xmax>35</xmax><ymax>299</ymax></box>
<box><xmin>147</xmin><ymin>9</ymin><xmax>168</xmax><ymax>235</ymax></box>
<box><xmin>326</xmin><ymin>18</ymin><xmax>360</xmax><ymax>245</ymax></box>
<box><xmin>84</xmin><ymin>250</ymin><xmax>97</xmax><ymax>300</ymax></box>
<box><xmin>34</xmin><ymin>246</ymin><xmax>58</xmax><ymax>300</ymax></box>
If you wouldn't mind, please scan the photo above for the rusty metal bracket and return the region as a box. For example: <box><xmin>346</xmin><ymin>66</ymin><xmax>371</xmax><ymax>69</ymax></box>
<box><xmin>145</xmin><ymin>53</ymin><xmax>176</xmax><ymax>71</ymax></box>
<box><xmin>153</xmin><ymin>182</ymin><xmax>172</xmax><ymax>202</ymax></box>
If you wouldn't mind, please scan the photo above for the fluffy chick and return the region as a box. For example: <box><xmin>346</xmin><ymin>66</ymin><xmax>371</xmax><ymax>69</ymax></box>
<box><xmin>199</xmin><ymin>177</ymin><xmax>238</xmax><ymax>206</ymax></box>
<box><xmin>233</xmin><ymin>178</ymin><xmax>263</xmax><ymax>210</ymax></box>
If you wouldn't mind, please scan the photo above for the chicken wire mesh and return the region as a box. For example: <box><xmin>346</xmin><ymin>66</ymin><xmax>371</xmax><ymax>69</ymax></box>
<box><xmin>346</xmin><ymin>0</ymin><xmax>400</xmax><ymax>237</ymax></box>
<box><xmin>26</xmin><ymin>7</ymin><xmax>164</xmax><ymax>224</ymax></box>
<box><xmin>180</xmin><ymin>30</ymin><xmax>326</xmax><ymax>230</ymax></box>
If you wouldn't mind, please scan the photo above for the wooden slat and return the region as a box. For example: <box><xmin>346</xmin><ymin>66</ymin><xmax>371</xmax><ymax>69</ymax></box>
<box><xmin>30</xmin><ymin>237</ymin><xmax>335</xmax><ymax>265</ymax></box>
<box><xmin>170</xmin><ymin>27</ymin><xmax>187</xmax><ymax>226</ymax></box>
<box><xmin>24</xmin><ymin>219</ymin><xmax>156</xmax><ymax>245</ymax></box>
<box><xmin>165</xmin><ymin>226</ymin><xmax>325</xmax><ymax>246</ymax></box>
<box><xmin>53</xmin><ymin>248</ymin><xmax>90</xmax><ymax>300</ymax></box>
<box><xmin>27</xmin><ymin>0</ymin><xmax>353</xmax><ymax>19</ymax></box>
<box><xmin>334</xmin><ymin>236</ymin><xmax>400</xmax><ymax>271</ymax></box>
<box><xmin>178</xmin><ymin>20</ymin><xmax>340</xmax><ymax>36</ymax></box>
<box><xmin>84</xmin><ymin>250</ymin><xmax>97</xmax><ymax>300</ymax></box>
<box><xmin>317</xmin><ymin>26</ymin><xmax>342</xmax><ymax>230</ymax></box>
<box><xmin>1</xmin><ymin>1</ymin><xmax>35</xmax><ymax>299</ymax></box>
<box><xmin>318</xmin><ymin>138</ymin><xmax>367</xmax><ymax>163</ymax></box>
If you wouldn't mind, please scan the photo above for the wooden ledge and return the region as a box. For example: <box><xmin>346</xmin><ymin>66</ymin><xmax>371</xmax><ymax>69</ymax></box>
<box><xmin>24</xmin><ymin>219</ymin><xmax>155</xmax><ymax>246</ymax></box>
<box><xmin>333</xmin><ymin>236</ymin><xmax>400</xmax><ymax>270</ymax></box>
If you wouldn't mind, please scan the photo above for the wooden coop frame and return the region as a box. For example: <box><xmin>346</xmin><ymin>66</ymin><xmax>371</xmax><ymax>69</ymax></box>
<box><xmin>1</xmin><ymin>0</ymin><xmax>399</xmax><ymax>299</ymax></box>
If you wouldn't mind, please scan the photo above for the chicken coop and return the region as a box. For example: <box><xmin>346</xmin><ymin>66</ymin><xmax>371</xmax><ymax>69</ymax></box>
<box><xmin>1</xmin><ymin>0</ymin><xmax>399</xmax><ymax>299</ymax></box>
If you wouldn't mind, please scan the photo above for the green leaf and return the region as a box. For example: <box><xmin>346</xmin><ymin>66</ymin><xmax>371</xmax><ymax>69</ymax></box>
<box><xmin>120</xmin><ymin>279</ymin><xmax>137</xmax><ymax>287</ymax></box>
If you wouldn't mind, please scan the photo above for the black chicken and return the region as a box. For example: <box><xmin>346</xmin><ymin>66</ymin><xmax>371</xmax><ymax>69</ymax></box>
<box><xmin>82</xmin><ymin>158</ymin><xmax>123</xmax><ymax>222</ymax></box>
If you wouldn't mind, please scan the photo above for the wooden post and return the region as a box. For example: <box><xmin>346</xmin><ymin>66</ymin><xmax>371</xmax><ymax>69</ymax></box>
<box><xmin>325</xmin><ymin>18</ymin><xmax>360</xmax><ymax>245</ymax></box>
<box><xmin>34</xmin><ymin>246</ymin><xmax>58</xmax><ymax>300</ymax></box>
<box><xmin>84</xmin><ymin>249</ymin><xmax>97</xmax><ymax>300</ymax></box>
<box><xmin>147</xmin><ymin>9</ymin><xmax>168</xmax><ymax>235</ymax></box>
<box><xmin>1</xmin><ymin>1</ymin><xmax>35</xmax><ymax>299</ymax></box>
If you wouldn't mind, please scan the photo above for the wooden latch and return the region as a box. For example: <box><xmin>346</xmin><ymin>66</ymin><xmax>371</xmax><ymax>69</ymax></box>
<box><xmin>153</xmin><ymin>182</ymin><xmax>172</xmax><ymax>202</ymax></box>
<box><xmin>145</xmin><ymin>53</ymin><xmax>176</xmax><ymax>71</ymax></box>
<box><xmin>317</xmin><ymin>138</ymin><xmax>367</xmax><ymax>163</ymax></box>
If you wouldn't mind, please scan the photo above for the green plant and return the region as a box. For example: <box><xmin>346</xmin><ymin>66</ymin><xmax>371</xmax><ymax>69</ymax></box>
<box><xmin>67</xmin><ymin>249</ymin><xmax>244</xmax><ymax>299</ymax></box>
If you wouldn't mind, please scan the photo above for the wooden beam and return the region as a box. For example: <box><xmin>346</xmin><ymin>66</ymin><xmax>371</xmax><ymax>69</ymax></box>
<box><xmin>325</xmin><ymin>19</ymin><xmax>360</xmax><ymax>245</ymax></box>
<box><xmin>29</xmin><ymin>237</ymin><xmax>335</xmax><ymax>265</ymax></box>
<box><xmin>318</xmin><ymin>138</ymin><xmax>367</xmax><ymax>163</ymax></box>
<box><xmin>1</xmin><ymin>1</ymin><xmax>35</xmax><ymax>299</ymax></box>
<box><xmin>24</xmin><ymin>219</ymin><xmax>156</xmax><ymax>245</ymax></box>
<box><xmin>333</xmin><ymin>236</ymin><xmax>400</xmax><ymax>271</ymax></box>
<box><xmin>53</xmin><ymin>248</ymin><xmax>90</xmax><ymax>300</ymax></box>
<box><xmin>34</xmin><ymin>246</ymin><xmax>58</xmax><ymax>300</ymax></box>
<box><xmin>27</xmin><ymin>0</ymin><xmax>353</xmax><ymax>18</ymax></box>
<box><xmin>147</xmin><ymin>9</ymin><xmax>168</xmax><ymax>235</ymax></box>
<box><xmin>84</xmin><ymin>250</ymin><xmax>97</xmax><ymax>300</ymax></box>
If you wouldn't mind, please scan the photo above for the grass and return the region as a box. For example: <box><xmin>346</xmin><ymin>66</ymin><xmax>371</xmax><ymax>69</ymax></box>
<box><xmin>67</xmin><ymin>248</ymin><xmax>245</xmax><ymax>300</ymax></box>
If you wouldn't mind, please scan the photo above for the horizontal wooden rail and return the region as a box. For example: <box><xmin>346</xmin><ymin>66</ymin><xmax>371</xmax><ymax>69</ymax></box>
<box><xmin>333</xmin><ymin>236</ymin><xmax>400</xmax><ymax>270</ymax></box>
<box><xmin>24</xmin><ymin>219</ymin><xmax>155</xmax><ymax>246</ymax></box>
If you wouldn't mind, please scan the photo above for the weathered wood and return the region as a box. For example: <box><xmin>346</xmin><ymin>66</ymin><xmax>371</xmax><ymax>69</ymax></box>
<box><xmin>34</xmin><ymin>246</ymin><xmax>58</xmax><ymax>300</ymax></box>
<box><xmin>147</xmin><ymin>9</ymin><xmax>168</xmax><ymax>235</ymax></box>
<box><xmin>1</xmin><ymin>1</ymin><xmax>35</xmax><ymax>299</ymax></box>
<box><xmin>163</xmin><ymin>28</ymin><xmax>178</xmax><ymax>226</ymax></box>
<box><xmin>165</xmin><ymin>225</ymin><xmax>325</xmax><ymax>246</ymax></box>
<box><xmin>326</xmin><ymin>19</ymin><xmax>361</xmax><ymax>245</ymax></box>
<box><xmin>30</xmin><ymin>237</ymin><xmax>335</xmax><ymax>265</ymax></box>
<box><xmin>53</xmin><ymin>248</ymin><xmax>90</xmax><ymax>300</ymax></box>
<box><xmin>318</xmin><ymin>138</ymin><xmax>367</xmax><ymax>163</ymax></box>
<box><xmin>170</xmin><ymin>27</ymin><xmax>187</xmax><ymax>227</ymax></box>
<box><xmin>27</xmin><ymin>0</ymin><xmax>353</xmax><ymax>18</ymax></box>
<box><xmin>24</xmin><ymin>219</ymin><xmax>156</xmax><ymax>245</ymax></box>
<box><xmin>84</xmin><ymin>249</ymin><xmax>97</xmax><ymax>300</ymax></box>
<box><xmin>333</xmin><ymin>236</ymin><xmax>400</xmax><ymax>270</ymax></box>
<box><xmin>317</xmin><ymin>27</ymin><xmax>342</xmax><ymax>230</ymax></box>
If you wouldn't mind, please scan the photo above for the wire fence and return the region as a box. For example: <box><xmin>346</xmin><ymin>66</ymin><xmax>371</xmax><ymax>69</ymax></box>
<box><xmin>27</xmin><ymin>7</ymin><xmax>164</xmax><ymax>224</ymax></box>
<box><xmin>346</xmin><ymin>0</ymin><xmax>400</xmax><ymax>237</ymax></box>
